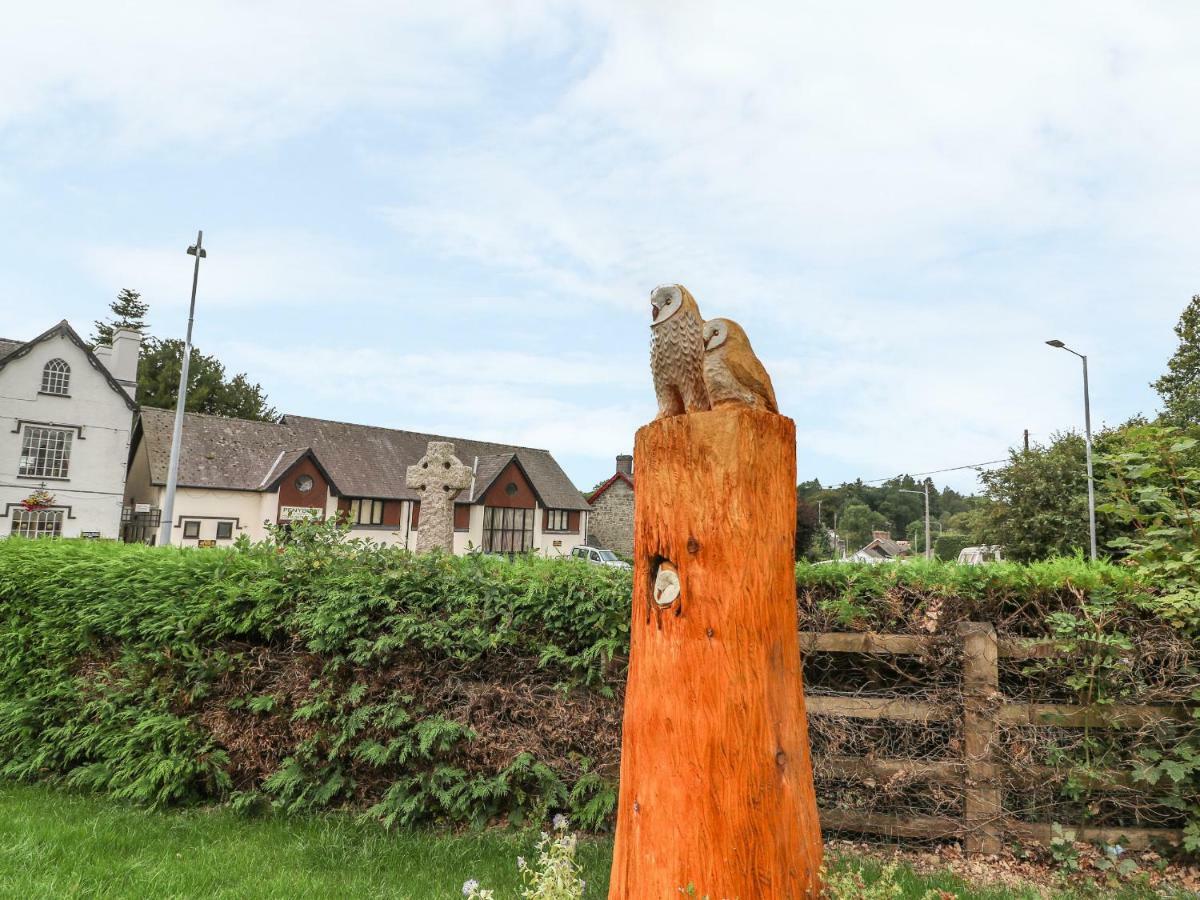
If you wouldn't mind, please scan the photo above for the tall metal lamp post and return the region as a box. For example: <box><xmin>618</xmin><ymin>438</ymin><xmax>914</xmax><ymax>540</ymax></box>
<box><xmin>900</xmin><ymin>485</ymin><xmax>932</xmax><ymax>559</ymax></box>
<box><xmin>1046</xmin><ymin>339</ymin><xmax>1098</xmax><ymax>562</ymax></box>
<box><xmin>159</xmin><ymin>231</ymin><xmax>207</xmax><ymax>546</ymax></box>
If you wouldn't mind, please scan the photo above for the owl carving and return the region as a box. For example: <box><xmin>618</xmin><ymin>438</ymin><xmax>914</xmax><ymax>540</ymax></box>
<box><xmin>650</xmin><ymin>284</ymin><xmax>710</xmax><ymax>419</ymax></box>
<box><xmin>653</xmin><ymin>561</ymin><xmax>681</xmax><ymax>609</ymax></box>
<box><xmin>702</xmin><ymin>318</ymin><xmax>779</xmax><ymax>413</ymax></box>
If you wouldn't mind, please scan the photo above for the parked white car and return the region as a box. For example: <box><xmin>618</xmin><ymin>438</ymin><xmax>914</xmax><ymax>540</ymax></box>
<box><xmin>957</xmin><ymin>545</ymin><xmax>1004</xmax><ymax>565</ymax></box>
<box><xmin>571</xmin><ymin>545</ymin><xmax>632</xmax><ymax>569</ymax></box>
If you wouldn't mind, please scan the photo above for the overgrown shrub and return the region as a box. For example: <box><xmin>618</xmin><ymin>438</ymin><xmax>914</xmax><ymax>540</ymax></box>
<box><xmin>0</xmin><ymin>522</ymin><xmax>628</xmax><ymax>828</ymax></box>
<box><xmin>1</xmin><ymin>524</ymin><xmax>1198</xmax><ymax>846</ymax></box>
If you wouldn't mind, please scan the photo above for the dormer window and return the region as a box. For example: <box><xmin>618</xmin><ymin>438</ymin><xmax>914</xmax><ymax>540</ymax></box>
<box><xmin>41</xmin><ymin>358</ymin><xmax>70</xmax><ymax>395</ymax></box>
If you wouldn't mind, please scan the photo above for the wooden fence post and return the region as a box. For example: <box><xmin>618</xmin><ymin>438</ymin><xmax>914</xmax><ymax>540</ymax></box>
<box><xmin>958</xmin><ymin>621</ymin><xmax>1002</xmax><ymax>854</ymax></box>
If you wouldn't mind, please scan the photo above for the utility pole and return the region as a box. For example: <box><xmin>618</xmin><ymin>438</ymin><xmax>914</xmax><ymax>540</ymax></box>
<box><xmin>159</xmin><ymin>230</ymin><xmax>207</xmax><ymax>546</ymax></box>
<box><xmin>1023</xmin><ymin>429</ymin><xmax>1030</xmax><ymax>452</ymax></box>
<box><xmin>1046</xmin><ymin>340</ymin><xmax>1098</xmax><ymax>562</ymax></box>
<box><xmin>900</xmin><ymin>484</ymin><xmax>932</xmax><ymax>559</ymax></box>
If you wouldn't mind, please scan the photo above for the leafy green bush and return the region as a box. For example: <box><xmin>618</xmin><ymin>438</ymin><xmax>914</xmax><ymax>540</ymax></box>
<box><xmin>2</xmin><ymin>522</ymin><xmax>1197</xmax><ymax>844</ymax></box>
<box><xmin>0</xmin><ymin>522</ymin><xmax>629</xmax><ymax>828</ymax></box>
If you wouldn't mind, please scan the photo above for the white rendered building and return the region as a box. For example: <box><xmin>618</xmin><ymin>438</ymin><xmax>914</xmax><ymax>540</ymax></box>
<box><xmin>124</xmin><ymin>407</ymin><xmax>591</xmax><ymax>555</ymax></box>
<box><xmin>0</xmin><ymin>321</ymin><xmax>140</xmax><ymax>539</ymax></box>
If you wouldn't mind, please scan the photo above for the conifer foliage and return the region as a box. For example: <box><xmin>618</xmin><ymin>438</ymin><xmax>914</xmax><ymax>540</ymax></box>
<box><xmin>92</xmin><ymin>288</ymin><xmax>150</xmax><ymax>346</ymax></box>
<box><xmin>1153</xmin><ymin>294</ymin><xmax>1200</xmax><ymax>426</ymax></box>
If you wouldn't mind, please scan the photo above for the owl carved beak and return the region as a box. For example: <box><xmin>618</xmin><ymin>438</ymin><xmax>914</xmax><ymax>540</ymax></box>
<box><xmin>651</xmin><ymin>303</ymin><xmax>659</xmax><ymax>321</ymax></box>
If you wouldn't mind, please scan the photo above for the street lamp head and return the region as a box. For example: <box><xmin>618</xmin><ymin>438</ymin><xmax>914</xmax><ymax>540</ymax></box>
<box><xmin>1045</xmin><ymin>339</ymin><xmax>1066</xmax><ymax>348</ymax></box>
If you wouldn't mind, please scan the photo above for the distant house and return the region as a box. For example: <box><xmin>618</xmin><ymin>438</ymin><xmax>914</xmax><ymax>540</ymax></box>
<box><xmin>586</xmin><ymin>454</ymin><xmax>633</xmax><ymax>556</ymax></box>
<box><xmin>123</xmin><ymin>408</ymin><xmax>591</xmax><ymax>555</ymax></box>
<box><xmin>848</xmin><ymin>530</ymin><xmax>913</xmax><ymax>563</ymax></box>
<box><xmin>0</xmin><ymin>321</ymin><xmax>141</xmax><ymax>540</ymax></box>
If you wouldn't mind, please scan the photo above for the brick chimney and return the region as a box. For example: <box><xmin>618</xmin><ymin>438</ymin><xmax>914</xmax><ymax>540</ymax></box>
<box><xmin>872</xmin><ymin>530</ymin><xmax>890</xmax><ymax>542</ymax></box>
<box><xmin>616</xmin><ymin>454</ymin><xmax>633</xmax><ymax>477</ymax></box>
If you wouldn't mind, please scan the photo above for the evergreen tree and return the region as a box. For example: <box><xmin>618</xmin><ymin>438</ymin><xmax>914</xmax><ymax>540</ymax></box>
<box><xmin>1153</xmin><ymin>294</ymin><xmax>1200</xmax><ymax>425</ymax></box>
<box><xmin>138</xmin><ymin>338</ymin><xmax>279</xmax><ymax>422</ymax></box>
<box><xmin>92</xmin><ymin>288</ymin><xmax>149</xmax><ymax>345</ymax></box>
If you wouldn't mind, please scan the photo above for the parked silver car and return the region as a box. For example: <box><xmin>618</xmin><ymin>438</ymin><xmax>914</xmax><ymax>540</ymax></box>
<box><xmin>570</xmin><ymin>545</ymin><xmax>632</xmax><ymax>569</ymax></box>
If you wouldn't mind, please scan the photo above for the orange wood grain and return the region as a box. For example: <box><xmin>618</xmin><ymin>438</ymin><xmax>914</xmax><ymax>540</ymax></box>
<box><xmin>609</xmin><ymin>407</ymin><xmax>823</xmax><ymax>899</ymax></box>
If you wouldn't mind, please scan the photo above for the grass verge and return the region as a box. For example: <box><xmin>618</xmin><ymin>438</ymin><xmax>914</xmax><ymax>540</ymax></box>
<box><xmin>0</xmin><ymin>784</ymin><xmax>1180</xmax><ymax>899</ymax></box>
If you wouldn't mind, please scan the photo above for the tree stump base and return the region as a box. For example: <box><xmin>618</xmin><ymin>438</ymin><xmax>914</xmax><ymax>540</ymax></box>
<box><xmin>609</xmin><ymin>407</ymin><xmax>823</xmax><ymax>899</ymax></box>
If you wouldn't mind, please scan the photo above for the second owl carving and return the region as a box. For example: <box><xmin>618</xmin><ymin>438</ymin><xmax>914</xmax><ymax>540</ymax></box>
<box><xmin>649</xmin><ymin>284</ymin><xmax>779</xmax><ymax>418</ymax></box>
<box><xmin>703</xmin><ymin>318</ymin><xmax>779</xmax><ymax>413</ymax></box>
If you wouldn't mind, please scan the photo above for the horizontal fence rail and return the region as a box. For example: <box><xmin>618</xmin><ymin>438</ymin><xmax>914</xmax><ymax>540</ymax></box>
<box><xmin>801</xmin><ymin>623</ymin><xmax>1190</xmax><ymax>854</ymax></box>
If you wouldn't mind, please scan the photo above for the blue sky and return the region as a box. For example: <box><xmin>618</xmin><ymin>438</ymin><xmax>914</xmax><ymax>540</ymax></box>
<box><xmin>1</xmin><ymin>2</ymin><xmax>1198</xmax><ymax>492</ymax></box>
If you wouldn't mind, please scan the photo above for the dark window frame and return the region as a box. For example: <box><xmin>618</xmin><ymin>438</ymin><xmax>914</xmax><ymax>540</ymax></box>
<box><xmin>348</xmin><ymin>498</ymin><xmax>385</xmax><ymax>526</ymax></box>
<box><xmin>182</xmin><ymin>520</ymin><xmax>201</xmax><ymax>539</ymax></box>
<box><xmin>482</xmin><ymin>506</ymin><xmax>534</xmax><ymax>554</ymax></box>
<box><xmin>215</xmin><ymin>521</ymin><xmax>234</xmax><ymax>540</ymax></box>
<box><xmin>545</xmin><ymin>509</ymin><xmax>570</xmax><ymax>532</ymax></box>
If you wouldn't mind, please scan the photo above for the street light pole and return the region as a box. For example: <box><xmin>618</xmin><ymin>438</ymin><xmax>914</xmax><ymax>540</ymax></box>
<box><xmin>900</xmin><ymin>485</ymin><xmax>932</xmax><ymax>560</ymax></box>
<box><xmin>1046</xmin><ymin>339</ymin><xmax>1098</xmax><ymax>562</ymax></box>
<box><xmin>159</xmin><ymin>230</ymin><xmax>207</xmax><ymax>546</ymax></box>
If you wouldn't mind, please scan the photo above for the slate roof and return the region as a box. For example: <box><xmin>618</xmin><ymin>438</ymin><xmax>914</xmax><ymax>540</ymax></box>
<box><xmin>0</xmin><ymin>338</ymin><xmax>22</xmax><ymax>359</ymax></box>
<box><xmin>137</xmin><ymin>407</ymin><xmax>302</xmax><ymax>492</ymax></box>
<box><xmin>858</xmin><ymin>535</ymin><xmax>910</xmax><ymax>559</ymax></box>
<box><xmin>135</xmin><ymin>408</ymin><xmax>590</xmax><ymax>510</ymax></box>
<box><xmin>588</xmin><ymin>471</ymin><xmax>634</xmax><ymax>505</ymax></box>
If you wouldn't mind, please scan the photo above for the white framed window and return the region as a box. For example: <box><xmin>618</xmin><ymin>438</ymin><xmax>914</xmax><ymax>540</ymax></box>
<box><xmin>348</xmin><ymin>498</ymin><xmax>384</xmax><ymax>525</ymax></box>
<box><xmin>11</xmin><ymin>508</ymin><xmax>63</xmax><ymax>538</ymax></box>
<box><xmin>19</xmin><ymin>426</ymin><xmax>72</xmax><ymax>479</ymax></box>
<box><xmin>40</xmin><ymin>358</ymin><xmax>70</xmax><ymax>395</ymax></box>
<box><xmin>545</xmin><ymin>509</ymin><xmax>569</xmax><ymax>531</ymax></box>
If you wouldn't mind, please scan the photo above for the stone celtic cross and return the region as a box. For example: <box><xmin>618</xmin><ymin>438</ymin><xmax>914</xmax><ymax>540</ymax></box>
<box><xmin>406</xmin><ymin>441</ymin><xmax>473</xmax><ymax>554</ymax></box>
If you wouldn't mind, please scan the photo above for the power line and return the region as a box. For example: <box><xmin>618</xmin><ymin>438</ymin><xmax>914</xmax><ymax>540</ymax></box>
<box><xmin>861</xmin><ymin>458</ymin><xmax>1009</xmax><ymax>485</ymax></box>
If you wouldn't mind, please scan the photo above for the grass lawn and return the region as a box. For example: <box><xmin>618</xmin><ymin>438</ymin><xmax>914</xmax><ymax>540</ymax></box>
<box><xmin>0</xmin><ymin>784</ymin><xmax>1175</xmax><ymax>899</ymax></box>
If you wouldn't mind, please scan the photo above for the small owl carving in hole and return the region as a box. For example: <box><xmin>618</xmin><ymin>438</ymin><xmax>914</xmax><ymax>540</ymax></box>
<box><xmin>653</xmin><ymin>562</ymin><xmax>681</xmax><ymax>609</ymax></box>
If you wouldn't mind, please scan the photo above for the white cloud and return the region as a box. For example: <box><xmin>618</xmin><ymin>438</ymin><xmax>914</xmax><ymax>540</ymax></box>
<box><xmin>4</xmin><ymin>2</ymin><xmax>1198</xmax><ymax>491</ymax></box>
<box><xmin>78</xmin><ymin>230</ymin><xmax>380</xmax><ymax>316</ymax></box>
<box><xmin>0</xmin><ymin>1</ymin><xmax>571</xmax><ymax>154</ymax></box>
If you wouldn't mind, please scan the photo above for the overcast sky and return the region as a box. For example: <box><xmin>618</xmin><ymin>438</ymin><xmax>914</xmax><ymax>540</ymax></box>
<box><xmin>1</xmin><ymin>2</ymin><xmax>1197</xmax><ymax>492</ymax></box>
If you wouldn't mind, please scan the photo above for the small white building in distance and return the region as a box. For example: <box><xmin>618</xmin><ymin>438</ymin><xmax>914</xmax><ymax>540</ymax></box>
<box><xmin>0</xmin><ymin>321</ymin><xmax>140</xmax><ymax>539</ymax></box>
<box><xmin>123</xmin><ymin>408</ymin><xmax>592</xmax><ymax>555</ymax></box>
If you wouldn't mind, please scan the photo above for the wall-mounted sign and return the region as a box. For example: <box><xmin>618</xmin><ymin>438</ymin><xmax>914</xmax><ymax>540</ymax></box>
<box><xmin>81</xmin><ymin>531</ymin><xmax>101</xmax><ymax>540</ymax></box>
<box><xmin>197</xmin><ymin>539</ymin><xmax>217</xmax><ymax>548</ymax></box>
<box><xmin>280</xmin><ymin>506</ymin><xmax>322</xmax><ymax>521</ymax></box>
<box><xmin>134</xmin><ymin>503</ymin><xmax>151</xmax><ymax>514</ymax></box>
<box><xmin>553</xmin><ymin>540</ymin><xmax>562</xmax><ymax>547</ymax></box>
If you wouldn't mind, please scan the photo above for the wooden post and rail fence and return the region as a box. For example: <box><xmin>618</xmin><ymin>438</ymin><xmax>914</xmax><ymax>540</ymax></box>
<box><xmin>801</xmin><ymin>622</ymin><xmax>1189</xmax><ymax>855</ymax></box>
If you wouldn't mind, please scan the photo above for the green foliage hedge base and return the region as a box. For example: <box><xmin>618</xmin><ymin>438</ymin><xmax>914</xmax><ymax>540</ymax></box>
<box><xmin>0</xmin><ymin>528</ymin><xmax>628</xmax><ymax>829</ymax></box>
<box><xmin>1</xmin><ymin>525</ymin><xmax>1198</xmax><ymax>848</ymax></box>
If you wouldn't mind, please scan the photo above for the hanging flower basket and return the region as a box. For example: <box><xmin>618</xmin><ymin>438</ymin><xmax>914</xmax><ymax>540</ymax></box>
<box><xmin>21</xmin><ymin>488</ymin><xmax>55</xmax><ymax>511</ymax></box>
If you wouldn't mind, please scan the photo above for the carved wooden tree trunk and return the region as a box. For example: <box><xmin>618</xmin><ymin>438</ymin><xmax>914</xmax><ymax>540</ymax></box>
<box><xmin>609</xmin><ymin>407</ymin><xmax>823</xmax><ymax>899</ymax></box>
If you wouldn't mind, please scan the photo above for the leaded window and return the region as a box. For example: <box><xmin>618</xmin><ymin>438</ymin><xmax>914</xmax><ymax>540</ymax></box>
<box><xmin>19</xmin><ymin>426</ymin><xmax>72</xmax><ymax>479</ymax></box>
<box><xmin>11</xmin><ymin>508</ymin><xmax>63</xmax><ymax>538</ymax></box>
<box><xmin>348</xmin><ymin>498</ymin><xmax>384</xmax><ymax>525</ymax></box>
<box><xmin>482</xmin><ymin>506</ymin><xmax>534</xmax><ymax>554</ymax></box>
<box><xmin>40</xmin><ymin>358</ymin><xmax>70</xmax><ymax>395</ymax></box>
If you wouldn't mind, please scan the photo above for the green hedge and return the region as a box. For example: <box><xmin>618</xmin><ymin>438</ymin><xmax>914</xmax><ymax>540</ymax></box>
<box><xmin>0</xmin><ymin>527</ymin><xmax>629</xmax><ymax>827</ymax></box>
<box><xmin>1</xmin><ymin>528</ymin><xmax>1197</xmax><ymax>845</ymax></box>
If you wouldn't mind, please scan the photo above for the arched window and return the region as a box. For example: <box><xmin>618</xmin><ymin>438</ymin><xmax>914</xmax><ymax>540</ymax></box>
<box><xmin>41</xmin><ymin>358</ymin><xmax>70</xmax><ymax>395</ymax></box>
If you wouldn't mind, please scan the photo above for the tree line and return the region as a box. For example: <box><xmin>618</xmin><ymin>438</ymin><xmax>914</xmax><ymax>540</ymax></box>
<box><xmin>93</xmin><ymin>288</ymin><xmax>277</xmax><ymax>421</ymax></box>
<box><xmin>799</xmin><ymin>294</ymin><xmax>1200</xmax><ymax>563</ymax></box>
